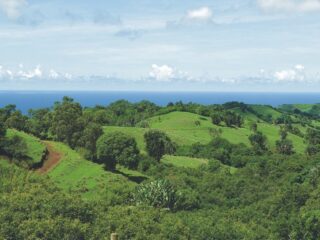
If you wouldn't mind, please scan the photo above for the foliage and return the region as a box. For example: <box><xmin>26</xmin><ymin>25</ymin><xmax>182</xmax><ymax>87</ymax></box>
<box><xmin>249</xmin><ymin>131</ymin><xmax>268</xmax><ymax>154</ymax></box>
<box><xmin>97</xmin><ymin>132</ymin><xmax>140</xmax><ymax>170</ymax></box>
<box><xmin>276</xmin><ymin>139</ymin><xmax>295</xmax><ymax>155</ymax></box>
<box><xmin>2</xmin><ymin>135</ymin><xmax>28</xmax><ymax>162</ymax></box>
<box><xmin>134</xmin><ymin>179</ymin><xmax>178</xmax><ymax>210</ymax></box>
<box><xmin>144</xmin><ymin>130</ymin><xmax>176</xmax><ymax>161</ymax></box>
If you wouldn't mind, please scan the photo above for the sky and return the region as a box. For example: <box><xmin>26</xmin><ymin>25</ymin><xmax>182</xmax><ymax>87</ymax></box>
<box><xmin>0</xmin><ymin>0</ymin><xmax>320</xmax><ymax>91</ymax></box>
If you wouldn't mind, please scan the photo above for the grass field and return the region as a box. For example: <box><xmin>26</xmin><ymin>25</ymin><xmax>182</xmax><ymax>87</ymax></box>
<box><xmin>7</xmin><ymin>129</ymin><xmax>46</xmax><ymax>165</ymax></box>
<box><xmin>162</xmin><ymin>155</ymin><xmax>237</xmax><ymax>174</ymax></box>
<box><xmin>162</xmin><ymin>155</ymin><xmax>208</xmax><ymax>168</ymax></box>
<box><xmin>103</xmin><ymin>126</ymin><xmax>147</xmax><ymax>151</ymax></box>
<box><xmin>48</xmin><ymin>141</ymin><xmax>137</xmax><ymax>200</ymax></box>
<box><xmin>104</xmin><ymin>111</ymin><xmax>307</xmax><ymax>153</ymax></box>
<box><xmin>251</xmin><ymin>105</ymin><xmax>282</xmax><ymax>120</ymax></box>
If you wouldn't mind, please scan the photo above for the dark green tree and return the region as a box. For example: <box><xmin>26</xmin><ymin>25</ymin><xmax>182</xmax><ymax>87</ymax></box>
<box><xmin>97</xmin><ymin>132</ymin><xmax>140</xmax><ymax>170</ymax></box>
<box><xmin>0</xmin><ymin>121</ymin><xmax>6</xmax><ymax>138</ymax></box>
<box><xmin>276</xmin><ymin>139</ymin><xmax>294</xmax><ymax>155</ymax></box>
<box><xmin>249</xmin><ymin>131</ymin><xmax>268</xmax><ymax>154</ymax></box>
<box><xmin>50</xmin><ymin>97</ymin><xmax>83</xmax><ymax>147</ymax></box>
<box><xmin>5</xmin><ymin>111</ymin><xmax>27</xmax><ymax>131</ymax></box>
<box><xmin>26</xmin><ymin>108</ymin><xmax>52</xmax><ymax>139</ymax></box>
<box><xmin>3</xmin><ymin>135</ymin><xmax>28</xmax><ymax>162</ymax></box>
<box><xmin>211</xmin><ymin>113</ymin><xmax>222</xmax><ymax>125</ymax></box>
<box><xmin>77</xmin><ymin>123</ymin><xmax>103</xmax><ymax>160</ymax></box>
<box><xmin>250</xmin><ymin>122</ymin><xmax>258</xmax><ymax>132</ymax></box>
<box><xmin>144</xmin><ymin>130</ymin><xmax>176</xmax><ymax>161</ymax></box>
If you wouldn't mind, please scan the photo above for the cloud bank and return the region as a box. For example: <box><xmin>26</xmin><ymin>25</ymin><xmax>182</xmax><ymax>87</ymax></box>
<box><xmin>187</xmin><ymin>7</ymin><xmax>213</xmax><ymax>20</ymax></box>
<box><xmin>258</xmin><ymin>0</ymin><xmax>320</xmax><ymax>13</ymax></box>
<box><xmin>0</xmin><ymin>0</ymin><xmax>26</xmax><ymax>19</ymax></box>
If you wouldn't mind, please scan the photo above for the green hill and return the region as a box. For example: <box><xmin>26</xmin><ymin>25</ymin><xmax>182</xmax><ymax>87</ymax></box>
<box><xmin>251</xmin><ymin>105</ymin><xmax>282</xmax><ymax>120</ymax></box>
<box><xmin>47</xmin><ymin>141</ymin><xmax>137</xmax><ymax>200</ymax></box>
<box><xmin>6</xmin><ymin>129</ymin><xmax>46</xmax><ymax>166</ymax></box>
<box><xmin>104</xmin><ymin>111</ymin><xmax>307</xmax><ymax>154</ymax></box>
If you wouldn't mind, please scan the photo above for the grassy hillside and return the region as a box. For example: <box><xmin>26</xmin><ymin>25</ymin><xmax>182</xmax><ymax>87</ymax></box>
<box><xmin>103</xmin><ymin>126</ymin><xmax>147</xmax><ymax>151</ymax></box>
<box><xmin>104</xmin><ymin>111</ymin><xmax>307</xmax><ymax>153</ymax></box>
<box><xmin>162</xmin><ymin>155</ymin><xmax>237</xmax><ymax>174</ymax></box>
<box><xmin>48</xmin><ymin>141</ymin><xmax>137</xmax><ymax>200</ymax></box>
<box><xmin>7</xmin><ymin>129</ymin><xmax>46</xmax><ymax>165</ymax></box>
<box><xmin>251</xmin><ymin>105</ymin><xmax>282</xmax><ymax>120</ymax></box>
<box><xmin>162</xmin><ymin>155</ymin><xmax>208</xmax><ymax>168</ymax></box>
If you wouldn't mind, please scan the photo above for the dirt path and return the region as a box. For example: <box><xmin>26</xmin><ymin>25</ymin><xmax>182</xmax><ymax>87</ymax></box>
<box><xmin>37</xmin><ymin>142</ymin><xmax>62</xmax><ymax>174</ymax></box>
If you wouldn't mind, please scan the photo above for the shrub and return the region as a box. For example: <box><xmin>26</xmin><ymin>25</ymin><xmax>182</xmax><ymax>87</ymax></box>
<box><xmin>134</xmin><ymin>179</ymin><xmax>178</xmax><ymax>210</ymax></box>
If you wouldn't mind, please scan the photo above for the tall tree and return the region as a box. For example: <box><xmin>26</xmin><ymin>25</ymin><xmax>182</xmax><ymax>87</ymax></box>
<box><xmin>144</xmin><ymin>130</ymin><xmax>176</xmax><ymax>161</ymax></box>
<box><xmin>97</xmin><ymin>132</ymin><xmax>140</xmax><ymax>170</ymax></box>
<box><xmin>50</xmin><ymin>97</ymin><xmax>83</xmax><ymax>147</ymax></box>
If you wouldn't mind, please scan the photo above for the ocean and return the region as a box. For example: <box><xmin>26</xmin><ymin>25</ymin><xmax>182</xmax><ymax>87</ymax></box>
<box><xmin>0</xmin><ymin>91</ymin><xmax>319</xmax><ymax>114</ymax></box>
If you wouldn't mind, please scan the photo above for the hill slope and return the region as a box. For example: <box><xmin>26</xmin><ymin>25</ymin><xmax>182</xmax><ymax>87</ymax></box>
<box><xmin>6</xmin><ymin>129</ymin><xmax>46</xmax><ymax>166</ymax></box>
<box><xmin>104</xmin><ymin>111</ymin><xmax>307</xmax><ymax>153</ymax></box>
<box><xmin>48</xmin><ymin>142</ymin><xmax>137</xmax><ymax>201</ymax></box>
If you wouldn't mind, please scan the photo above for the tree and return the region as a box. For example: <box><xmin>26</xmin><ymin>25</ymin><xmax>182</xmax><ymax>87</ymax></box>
<box><xmin>50</xmin><ymin>97</ymin><xmax>83</xmax><ymax>147</ymax></box>
<box><xmin>211</xmin><ymin>113</ymin><xmax>222</xmax><ymax>125</ymax></box>
<box><xmin>5</xmin><ymin>111</ymin><xmax>27</xmax><ymax>131</ymax></box>
<box><xmin>0</xmin><ymin>122</ymin><xmax>7</xmax><ymax>153</ymax></box>
<box><xmin>305</xmin><ymin>128</ymin><xmax>320</xmax><ymax>145</ymax></box>
<box><xmin>250</xmin><ymin>122</ymin><xmax>258</xmax><ymax>132</ymax></box>
<box><xmin>3</xmin><ymin>135</ymin><xmax>28</xmax><ymax>162</ymax></box>
<box><xmin>0</xmin><ymin>121</ymin><xmax>6</xmax><ymax>138</ymax></box>
<box><xmin>249</xmin><ymin>131</ymin><xmax>268</xmax><ymax>154</ymax></box>
<box><xmin>223</xmin><ymin>111</ymin><xmax>243</xmax><ymax>127</ymax></box>
<box><xmin>276</xmin><ymin>139</ymin><xmax>294</xmax><ymax>155</ymax></box>
<box><xmin>306</xmin><ymin>144</ymin><xmax>320</xmax><ymax>156</ymax></box>
<box><xmin>26</xmin><ymin>108</ymin><xmax>52</xmax><ymax>139</ymax></box>
<box><xmin>144</xmin><ymin>130</ymin><xmax>176</xmax><ymax>161</ymax></box>
<box><xmin>77</xmin><ymin>123</ymin><xmax>103</xmax><ymax>160</ymax></box>
<box><xmin>279</xmin><ymin>127</ymin><xmax>288</xmax><ymax>141</ymax></box>
<box><xmin>97</xmin><ymin>132</ymin><xmax>140</xmax><ymax>170</ymax></box>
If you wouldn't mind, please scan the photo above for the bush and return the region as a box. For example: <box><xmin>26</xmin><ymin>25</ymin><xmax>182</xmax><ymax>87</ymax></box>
<box><xmin>3</xmin><ymin>135</ymin><xmax>28</xmax><ymax>162</ymax></box>
<box><xmin>137</xmin><ymin>155</ymin><xmax>158</xmax><ymax>172</ymax></box>
<box><xmin>276</xmin><ymin>139</ymin><xmax>295</xmax><ymax>155</ymax></box>
<box><xmin>134</xmin><ymin>179</ymin><xmax>178</xmax><ymax>210</ymax></box>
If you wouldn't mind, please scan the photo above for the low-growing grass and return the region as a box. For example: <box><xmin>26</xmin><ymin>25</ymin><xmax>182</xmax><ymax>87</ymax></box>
<box><xmin>162</xmin><ymin>155</ymin><xmax>208</xmax><ymax>168</ymax></box>
<box><xmin>162</xmin><ymin>155</ymin><xmax>237</xmax><ymax>174</ymax></box>
<box><xmin>104</xmin><ymin>111</ymin><xmax>307</xmax><ymax>154</ymax></box>
<box><xmin>251</xmin><ymin>105</ymin><xmax>282</xmax><ymax>120</ymax></box>
<box><xmin>103</xmin><ymin>126</ymin><xmax>147</xmax><ymax>152</ymax></box>
<box><xmin>257</xmin><ymin>123</ymin><xmax>306</xmax><ymax>153</ymax></box>
<box><xmin>48</xmin><ymin>141</ymin><xmax>137</xmax><ymax>200</ymax></box>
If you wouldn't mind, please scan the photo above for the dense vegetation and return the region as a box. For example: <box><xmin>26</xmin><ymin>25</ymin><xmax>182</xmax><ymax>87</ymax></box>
<box><xmin>1</xmin><ymin>98</ymin><xmax>320</xmax><ymax>239</ymax></box>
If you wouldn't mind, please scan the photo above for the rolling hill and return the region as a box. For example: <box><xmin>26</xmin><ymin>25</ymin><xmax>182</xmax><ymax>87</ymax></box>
<box><xmin>104</xmin><ymin>110</ymin><xmax>307</xmax><ymax>154</ymax></box>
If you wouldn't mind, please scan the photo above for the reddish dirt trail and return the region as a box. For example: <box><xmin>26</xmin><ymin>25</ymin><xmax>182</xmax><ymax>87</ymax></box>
<box><xmin>37</xmin><ymin>142</ymin><xmax>62</xmax><ymax>174</ymax></box>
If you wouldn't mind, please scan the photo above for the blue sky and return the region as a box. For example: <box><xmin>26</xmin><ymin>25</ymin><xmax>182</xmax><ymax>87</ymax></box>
<box><xmin>0</xmin><ymin>0</ymin><xmax>320</xmax><ymax>91</ymax></box>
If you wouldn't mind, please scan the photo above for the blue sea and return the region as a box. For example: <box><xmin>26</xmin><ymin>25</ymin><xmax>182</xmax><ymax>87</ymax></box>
<box><xmin>0</xmin><ymin>91</ymin><xmax>319</xmax><ymax>114</ymax></box>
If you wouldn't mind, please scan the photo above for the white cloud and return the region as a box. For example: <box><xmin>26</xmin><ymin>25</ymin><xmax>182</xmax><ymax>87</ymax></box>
<box><xmin>187</xmin><ymin>7</ymin><xmax>213</xmax><ymax>20</ymax></box>
<box><xmin>18</xmin><ymin>65</ymin><xmax>42</xmax><ymax>79</ymax></box>
<box><xmin>64</xmin><ymin>73</ymin><xmax>72</xmax><ymax>80</ymax></box>
<box><xmin>258</xmin><ymin>0</ymin><xmax>320</xmax><ymax>13</ymax></box>
<box><xmin>274</xmin><ymin>65</ymin><xmax>306</xmax><ymax>82</ymax></box>
<box><xmin>0</xmin><ymin>64</ymin><xmax>74</xmax><ymax>81</ymax></box>
<box><xmin>0</xmin><ymin>0</ymin><xmax>27</xmax><ymax>19</ymax></box>
<box><xmin>149</xmin><ymin>64</ymin><xmax>174</xmax><ymax>81</ymax></box>
<box><xmin>49</xmin><ymin>69</ymin><xmax>59</xmax><ymax>79</ymax></box>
